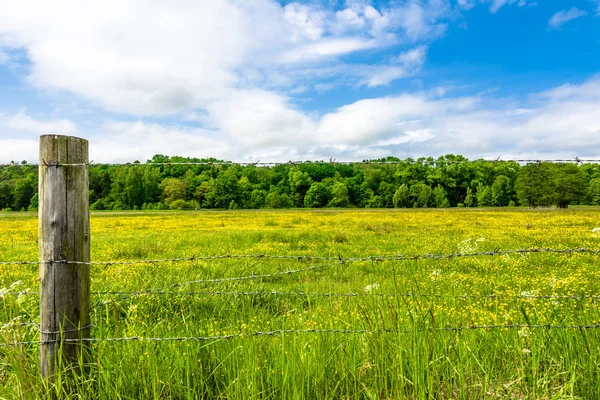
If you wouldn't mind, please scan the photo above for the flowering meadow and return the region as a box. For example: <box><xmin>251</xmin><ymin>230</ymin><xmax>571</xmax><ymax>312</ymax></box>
<box><xmin>1</xmin><ymin>208</ymin><xmax>600</xmax><ymax>398</ymax></box>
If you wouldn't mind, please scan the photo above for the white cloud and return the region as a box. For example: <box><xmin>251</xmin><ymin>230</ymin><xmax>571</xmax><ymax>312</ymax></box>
<box><xmin>374</xmin><ymin>129</ymin><xmax>436</xmax><ymax>146</ymax></box>
<box><xmin>365</xmin><ymin>46</ymin><xmax>428</xmax><ymax>87</ymax></box>
<box><xmin>93</xmin><ymin>121</ymin><xmax>231</xmax><ymax>163</ymax></box>
<box><xmin>486</xmin><ymin>0</ymin><xmax>527</xmax><ymax>13</ymax></box>
<box><xmin>281</xmin><ymin>37</ymin><xmax>382</xmax><ymax>63</ymax></box>
<box><xmin>334</xmin><ymin>8</ymin><xmax>367</xmax><ymax>32</ymax></box>
<box><xmin>204</xmin><ymin>89</ymin><xmax>316</xmax><ymax>147</ymax></box>
<box><xmin>0</xmin><ymin>1</ymin><xmax>597</xmax><ymax>163</ymax></box>
<box><xmin>284</xmin><ymin>3</ymin><xmax>326</xmax><ymax>41</ymax></box>
<box><xmin>0</xmin><ymin>139</ymin><xmax>38</xmax><ymax>163</ymax></box>
<box><xmin>0</xmin><ymin>110</ymin><xmax>78</xmax><ymax>135</ymax></box>
<box><xmin>396</xmin><ymin>46</ymin><xmax>427</xmax><ymax>66</ymax></box>
<box><xmin>0</xmin><ymin>49</ymin><xmax>9</xmax><ymax>64</ymax></box>
<box><xmin>0</xmin><ymin>0</ymin><xmax>451</xmax><ymax>118</ymax></box>
<box><xmin>5</xmin><ymin>76</ymin><xmax>600</xmax><ymax>163</ymax></box>
<box><xmin>548</xmin><ymin>7</ymin><xmax>588</xmax><ymax>28</ymax></box>
<box><xmin>365</xmin><ymin>67</ymin><xmax>411</xmax><ymax>87</ymax></box>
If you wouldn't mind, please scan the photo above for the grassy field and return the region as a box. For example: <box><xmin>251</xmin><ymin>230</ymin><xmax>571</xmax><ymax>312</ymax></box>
<box><xmin>1</xmin><ymin>208</ymin><xmax>600</xmax><ymax>399</ymax></box>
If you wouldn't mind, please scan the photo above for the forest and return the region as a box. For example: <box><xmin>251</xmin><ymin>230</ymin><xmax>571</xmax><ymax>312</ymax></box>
<box><xmin>1</xmin><ymin>155</ymin><xmax>599</xmax><ymax>211</ymax></box>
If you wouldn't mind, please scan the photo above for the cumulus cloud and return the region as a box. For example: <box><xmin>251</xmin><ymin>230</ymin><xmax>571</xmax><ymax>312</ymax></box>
<box><xmin>4</xmin><ymin>76</ymin><xmax>600</xmax><ymax>163</ymax></box>
<box><xmin>363</xmin><ymin>46</ymin><xmax>428</xmax><ymax>87</ymax></box>
<box><xmin>482</xmin><ymin>0</ymin><xmax>529</xmax><ymax>13</ymax></box>
<box><xmin>0</xmin><ymin>139</ymin><xmax>38</xmax><ymax>163</ymax></box>
<box><xmin>0</xmin><ymin>0</ymin><xmax>450</xmax><ymax>116</ymax></box>
<box><xmin>0</xmin><ymin>0</ymin><xmax>597</xmax><ymax>163</ymax></box>
<box><xmin>92</xmin><ymin>121</ymin><xmax>231</xmax><ymax>163</ymax></box>
<box><xmin>548</xmin><ymin>7</ymin><xmax>588</xmax><ymax>28</ymax></box>
<box><xmin>0</xmin><ymin>110</ymin><xmax>78</xmax><ymax>135</ymax></box>
<box><xmin>0</xmin><ymin>49</ymin><xmax>9</xmax><ymax>64</ymax></box>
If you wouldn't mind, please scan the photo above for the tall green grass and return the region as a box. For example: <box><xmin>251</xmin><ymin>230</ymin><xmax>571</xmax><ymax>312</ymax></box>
<box><xmin>1</xmin><ymin>208</ymin><xmax>600</xmax><ymax>398</ymax></box>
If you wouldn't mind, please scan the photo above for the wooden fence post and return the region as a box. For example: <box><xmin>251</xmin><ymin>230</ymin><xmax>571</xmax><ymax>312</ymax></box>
<box><xmin>39</xmin><ymin>134</ymin><xmax>90</xmax><ymax>380</ymax></box>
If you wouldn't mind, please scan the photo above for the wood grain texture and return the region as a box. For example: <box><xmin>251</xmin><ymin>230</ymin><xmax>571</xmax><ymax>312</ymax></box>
<box><xmin>39</xmin><ymin>135</ymin><xmax>90</xmax><ymax>380</ymax></box>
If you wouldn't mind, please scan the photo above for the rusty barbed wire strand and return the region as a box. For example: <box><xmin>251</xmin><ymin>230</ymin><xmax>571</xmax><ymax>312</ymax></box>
<box><xmin>2</xmin><ymin>247</ymin><xmax>599</xmax><ymax>267</ymax></box>
<box><xmin>4</xmin><ymin>289</ymin><xmax>600</xmax><ymax>301</ymax></box>
<box><xmin>4</xmin><ymin>323</ymin><xmax>600</xmax><ymax>347</ymax></box>
<box><xmin>0</xmin><ymin>321</ymin><xmax>39</xmax><ymax>330</ymax></box>
<box><xmin>3</xmin><ymin>158</ymin><xmax>600</xmax><ymax>168</ymax></box>
<box><xmin>90</xmin><ymin>262</ymin><xmax>345</xmax><ymax>306</ymax></box>
<box><xmin>90</xmin><ymin>290</ymin><xmax>600</xmax><ymax>301</ymax></box>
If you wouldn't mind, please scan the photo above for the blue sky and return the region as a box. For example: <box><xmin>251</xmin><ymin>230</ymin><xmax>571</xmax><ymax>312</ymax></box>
<box><xmin>0</xmin><ymin>0</ymin><xmax>599</xmax><ymax>162</ymax></box>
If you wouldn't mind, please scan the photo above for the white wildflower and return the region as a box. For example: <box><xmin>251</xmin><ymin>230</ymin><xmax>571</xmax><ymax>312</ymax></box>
<box><xmin>522</xmin><ymin>348</ymin><xmax>531</xmax><ymax>354</ymax></box>
<box><xmin>518</xmin><ymin>327</ymin><xmax>530</xmax><ymax>338</ymax></box>
<box><xmin>458</xmin><ymin>238</ymin><xmax>475</xmax><ymax>253</ymax></box>
<box><xmin>364</xmin><ymin>284</ymin><xmax>380</xmax><ymax>293</ymax></box>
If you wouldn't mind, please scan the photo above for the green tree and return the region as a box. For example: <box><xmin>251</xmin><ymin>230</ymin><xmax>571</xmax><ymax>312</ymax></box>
<box><xmin>329</xmin><ymin>181</ymin><xmax>349</xmax><ymax>207</ymax></box>
<box><xmin>207</xmin><ymin>169</ymin><xmax>240</xmax><ymax>209</ymax></box>
<box><xmin>464</xmin><ymin>187</ymin><xmax>476</xmax><ymax>207</ymax></box>
<box><xmin>588</xmin><ymin>178</ymin><xmax>600</xmax><ymax>205</ymax></box>
<box><xmin>304</xmin><ymin>182</ymin><xmax>331</xmax><ymax>208</ymax></box>
<box><xmin>553</xmin><ymin>163</ymin><xmax>587</xmax><ymax>208</ymax></box>
<box><xmin>13</xmin><ymin>175</ymin><xmax>36</xmax><ymax>211</ymax></box>
<box><xmin>265</xmin><ymin>192</ymin><xmax>293</xmax><ymax>209</ymax></box>
<box><xmin>249</xmin><ymin>189</ymin><xmax>268</xmax><ymax>209</ymax></box>
<box><xmin>515</xmin><ymin>163</ymin><xmax>556</xmax><ymax>208</ymax></box>
<box><xmin>409</xmin><ymin>183</ymin><xmax>431</xmax><ymax>208</ymax></box>
<box><xmin>289</xmin><ymin>169</ymin><xmax>312</xmax><ymax>207</ymax></box>
<box><xmin>0</xmin><ymin>180</ymin><xmax>14</xmax><ymax>210</ymax></box>
<box><xmin>161</xmin><ymin>178</ymin><xmax>187</xmax><ymax>207</ymax></box>
<box><xmin>432</xmin><ymin>185</ymin><xmax>450</xmax><ymax>208</ymax></box>
<box><xmin>476</xmin><ymin>184</ymin><xmax>492</xmax><ymax>207</ymax></box>
<box><xmin>194</xmin><ymin>181</ymin><xmax>213</xmax><ymax>207</ymax></box>
<box><xmin>491</xmin><ymin>175</ymin><xmax>511</xmax><ymax>206</ymax></box>
<box><xmin>392</xmin><ymin>184</ymin><xmax>410</xmax><ymax>208</ymax></box>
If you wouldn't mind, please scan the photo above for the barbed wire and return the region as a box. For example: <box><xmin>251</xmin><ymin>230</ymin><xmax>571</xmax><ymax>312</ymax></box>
<box><xmin>93</xmin><ymin>262</ymin><xmax>344</xmax><ymax>305</ymax></box>
<box><xmin>4</xmin><ymin>289</ymin><xmax>600</xmax><ymax>302</ymax></box>
<box><xmin>4</xmin><ymin>323</ymin><xmax>600</xmax><ymax>347</ymax></box>
<box><xmin>2</xmin><ymin>157</ymin><xmax>600</xmax><ymax>168</ymax></box>
<box><xmin>0</xmin><ymin>321</ymin><xmax>39</xmax><ymax>330</ymax></box>
<box><xmin>90</xmin><ymin>290</ymin><xmax>600</xmax><ymax>301</ymax></box>
<box><xmin>2</xmin><ymin>247</ymin><xmax>598</xmax><ymax>267</ymax></box>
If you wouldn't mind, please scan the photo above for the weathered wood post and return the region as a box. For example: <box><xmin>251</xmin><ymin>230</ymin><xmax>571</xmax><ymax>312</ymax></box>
<box><xmin>39</xmin><ymin>134</ymin><xmax>90</xmax><ymax>380</ymax></box>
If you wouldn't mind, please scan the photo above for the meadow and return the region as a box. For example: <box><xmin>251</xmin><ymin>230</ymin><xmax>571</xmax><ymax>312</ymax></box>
<box><xmin>1</xmin><ymin>207</ymin><xmax>600</xmax><ymax>399</ymax></box>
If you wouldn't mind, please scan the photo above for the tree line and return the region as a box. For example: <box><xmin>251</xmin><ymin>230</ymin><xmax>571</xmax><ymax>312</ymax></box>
<box><xmin>1</xmin><ymin>155</ymin><xmax>600</xmax><ymax>212</ymax></box>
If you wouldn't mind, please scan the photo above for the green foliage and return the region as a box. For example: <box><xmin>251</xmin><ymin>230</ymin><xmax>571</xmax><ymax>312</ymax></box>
<box><xmin>464</xmin><ymin>187</ymin><xmax>476</xmax><ymax>207</ymax></box>
<box><xmin>431</xmin><ymin>185</ymin><xmax>450</xmax><ymax>208</ymax></box>
<box><xmin>329</xmin><ymin>182</ymin><xmax>349</xmax><ymax>207</ymax></box>
<box><xmin>2</xmin><ymin>157</ymin><xmax>600</xmax><ymax>211</ymax></box>
<box><xmin>515</xmin><ymin>163</ymin><xmax>555</xmax><ymax>208</ymax></box>
<box><xmin>392</xmin><ymin>184</ymin><xmax>409</xmax><ymax>208</ymax></box>
<box><xmin>491</xmin><ymin>175</ymin><xmax>512</xmax><ymax>206</ymax></box>
<box><xmin>169</xmin><ymin>199</ymin><xmax>196</xmax><ymax>210</ymax></box>
<box><xmin>553</xmin><ymin>163</ymin><xmax>587</xmax><ymax>208</ymax></box>
<box><xmin>265</xmin><ymin>192</ymin><xmax>293</xmax><ymax>209</ymax></box>
<box><xmin>28</xmin><ymin>193</ymin><xmax>38</xmax><ymax>211</ymax></box>
<box><xmin>161</xmin><ymin>178</ymin><xmax>187</xmax><ymax>206</ymax></box>
<box><xmin>588</xmin><ymin>178</ymin><xmax>600</xmax><ymax>205</ymax></box>
<box><xmin>249</xmin><ymin>189</ymin><xmax>268</xmax><ymax>209</ymax></box>
<box><xmin>476</xmin><ymin>185</ymin><xmax>492</xmax><ymax>207</ymax></box>
<box><xmin>304</xmin><ymin>182</ymin><xmax>331</xmax><ymax>208</ymax></box>
<box><xmin>409</xmin><ymin>183</ymin><xmax>432</xmax><ymax>208</ymax></box>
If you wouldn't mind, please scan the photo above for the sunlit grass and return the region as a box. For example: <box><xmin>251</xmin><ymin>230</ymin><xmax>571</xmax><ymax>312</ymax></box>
<box><xmin>1</xmin><ymin>208</ymin><xmax>600</xmax><ymax>398</ymax></box>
